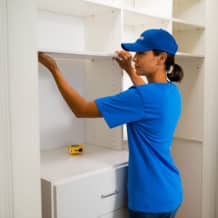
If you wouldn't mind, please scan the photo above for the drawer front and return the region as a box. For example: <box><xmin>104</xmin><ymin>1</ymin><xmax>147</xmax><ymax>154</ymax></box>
<box><xmin>54</xmin><ymin>166</ymin><xmax>127</xmax><ymax>218</ymax></box>
<box><xmin>99</xmin><ymin>208</ymin><xmax>128</xmax><ymax>218</ymax></box>
<box><xmin>98</xmin><ymin>167</ymin><xmax>127</xmax><ymax>215</ymax></box>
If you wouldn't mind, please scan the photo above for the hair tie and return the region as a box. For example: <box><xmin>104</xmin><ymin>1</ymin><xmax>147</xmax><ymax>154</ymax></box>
<box><xmin>168</xmin><ymin>65</ymin><xmax>174</xmax><ymax>74</ymax></box>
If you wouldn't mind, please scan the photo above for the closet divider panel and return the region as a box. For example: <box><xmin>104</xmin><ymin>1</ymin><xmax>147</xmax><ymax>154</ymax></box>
<box><xmin>85</xmin><ymin>59</ymin><xmax>123</xmax><ymax>149</ymax></box>
<box><xmin>171</xmin><ymin>138</ymin><xmax>203</xmax><ymax>218</ymax></box>
<box><xmin>174</xmin><ymin>58</ymin><xmax>204</xmax><ymax>142</ymax></box>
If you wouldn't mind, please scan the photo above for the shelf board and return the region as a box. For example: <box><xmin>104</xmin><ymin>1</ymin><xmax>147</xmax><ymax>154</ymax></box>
<box><xmin>38</xmin><ymin>0</ymin><xmax>120</xmax><ymax>17</ymax></box>
<box><xmin>123</xmin><ymin>8</ymin><xmax>170</xmax><ymax>26</ymax></box>
<box><xmin>39</xmin><ymin>49</ymin><xmax>117</xmax><ymax>60</ymax></box>
<box><xmin>176</xmin><ymin>52</ymin><xmax>205</xmax><ymax>59</ymax></box>
<box><xmin>40</xmin><ymin>144</ymin><xmax>128</xmax><ymax>183</ymax></box>
<box><xmin>84</xmin><ymin>0</ymin><xmax>121</xmax><ymax>10</ymax></box>
<box><xmin>172</xmin><ymin>18</ymin><xmax>205</xmax><ymax>30</ymax></box>
<box><xmin>38</xmin><ymin>50</ymin><xmax>205</xmax><ymax>63</ymax></box>
<box><xmin>173</xmin><ymin>136</ymin><xmax>203</xmax><ymax>144</ymax></box>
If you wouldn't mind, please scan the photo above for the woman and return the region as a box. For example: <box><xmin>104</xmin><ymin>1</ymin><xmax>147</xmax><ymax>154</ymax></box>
<box><xmin>38</xmin><ymin>28</ymin><xmax>184</xmax><ymax>218</ymax></box>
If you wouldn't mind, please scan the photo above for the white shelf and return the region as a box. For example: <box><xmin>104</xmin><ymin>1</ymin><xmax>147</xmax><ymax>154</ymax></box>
<box><xmin>123</xmin><ymin>8</ymin><xmax>170</xmax><ymax>26</ymax></box>
<box><xmin>84</xmin><ymin>0</ymin><xmax>122</xmax><ymax>10</ymax></box>
<box><xmin>122</xmin><ymin>0</ymin><xmax>172</xmax><ymax>19</ymax></box>
<box><xmin>173</xmin><ymin>0</ymin><xmax>205</xmax><ymax>26</ymax></box>
<box><xmin>173</xmin><ymin>136</ymin><xmax>203</xmax><ymax>144</ymax></box>
<box><xmin>176</xmin><ymin>52</ymin><xmax>204</xmax><ymax>59</ymax></box>
<box><xmin>122</xmin><ymin>8</ymin><xmax>170</xmax><ymax>42</ymax></box>
<box><xmin>38</xmin><ymin>0</ymin><xmax>120</xmax><ymax>17</ymax></box>
<box><xmin>123</xmin><ymin>7</ymin><xmax>170</xmax><ymax>22</ymax></box>
<box><xmin>173</xmin><ymin>19</ymin><xmax>205</xmax><ymax>55</ymax></box>
<box><xmin>172</xmin><ymin>18</ymin><xmax>205</xmax><ymax>30</ymax></box>
<box><xmin>41</xmin><ymin>144</ymin><xmax>128</xmax><ymax>183</ymax></box>
<box><xmin>83</xmin><ymin>0</ymin><xmax>173</xmax><ymax>19</ymax></box>
<box><xmin>39</xmin><ymin>49</ymin><xmax>116</xmax><ymax>60</ymax></box>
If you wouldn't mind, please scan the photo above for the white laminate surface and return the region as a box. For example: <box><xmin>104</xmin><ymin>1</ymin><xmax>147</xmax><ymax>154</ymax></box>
<box><xmin>40</xmin><ymin>144</ymin><xmax>128</xmax><ymax>184</ymax></box>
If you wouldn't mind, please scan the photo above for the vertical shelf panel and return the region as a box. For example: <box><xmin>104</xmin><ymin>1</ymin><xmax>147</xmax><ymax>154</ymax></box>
<box><xmin>171</xmin><ymin>138</ymin><xmax>202</xmax><ymax>218</ymax></box>
<box><xmin>85</xmin><ymin>59</ymin><xmax>123</xmax><ymax>149</ymax></box>
<box><xmin>174</xmin><ymin>58</ymin><xmax>204</xmax><ymax>142</ymax></box>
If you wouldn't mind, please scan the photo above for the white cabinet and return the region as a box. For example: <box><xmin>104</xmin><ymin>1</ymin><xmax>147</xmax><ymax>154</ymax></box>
<box><xmin>41</xmin><ymin>146</ymin><xmax>128</xmax><ymax>218</ymax></box>
<box><xmin>54</xmin><ymin>166</ymin><xmax>127</xmax><ymax>218</ymax></box>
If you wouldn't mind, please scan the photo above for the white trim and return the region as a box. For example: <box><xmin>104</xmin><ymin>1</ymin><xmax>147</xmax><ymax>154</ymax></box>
<box><xmin>202</xmin><ymin>0</ymin><xmax>218</xmax><ymax>218</ymax></box>
<box><xmin>0</xmin><ymin>0</ymin><xmax>14</xmax><ymax>217</ymax></box>
<box><xmin>0</xmin><ymin>1</ymin><xmax>42</xmax><ymax>218</ymax></box>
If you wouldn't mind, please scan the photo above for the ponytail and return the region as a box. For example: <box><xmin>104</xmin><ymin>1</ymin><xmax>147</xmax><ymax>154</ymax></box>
<box><xmin>152</xmin><ymin>50</ymin><xmax>184</xmax><ymax>82</ymax></box>
<box><xmin>167</xmin><ymin>63</ymin><xmax>184</xmax><ymax>82</ymax></box>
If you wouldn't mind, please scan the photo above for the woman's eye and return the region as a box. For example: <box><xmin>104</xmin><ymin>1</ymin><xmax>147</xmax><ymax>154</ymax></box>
<box><xmin>136</xmin><ymin>52</ymin><xmax>144</xmax><ymax>55</ymax></box>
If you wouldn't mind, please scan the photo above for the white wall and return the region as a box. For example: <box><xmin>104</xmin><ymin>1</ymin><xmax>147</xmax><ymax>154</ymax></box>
<box><xmin>204</xmin><ymin>0</ymin><xmax>218</xmax><ymax>218</ymax></box>
<box><xmin>0</xmin><ymin>0</ymin><xmax>41</xmax><ymax>218</ymax></box>
<box><xmin>0</xmin><ymin>0</ymin><xmax>13</xmax><ymax>217</ymax></box>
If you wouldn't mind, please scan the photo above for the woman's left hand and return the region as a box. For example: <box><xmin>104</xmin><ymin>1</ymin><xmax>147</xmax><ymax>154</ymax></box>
<box><xmin>113</xmin><ymin>50</ymin><xmax>135</xmax><ymax>75</ymax></box>
<box><xmin>38</xmin><ymin>52</ymin><xmax>58</xmax><ymax>72</ymax></box>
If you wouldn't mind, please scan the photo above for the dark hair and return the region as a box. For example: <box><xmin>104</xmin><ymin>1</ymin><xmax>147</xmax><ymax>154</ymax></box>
<box><xmin>152</xmin><ymin>50</ymin><xmax>184</xmax><ymax>82</ymax></box>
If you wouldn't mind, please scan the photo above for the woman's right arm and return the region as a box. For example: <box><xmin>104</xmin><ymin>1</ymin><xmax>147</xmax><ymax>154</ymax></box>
<box><xmin>113</xmin><ymin>50</ymin><xmax>145</xmax><ymax>85</ymax></box>
<box><xmin>38</xmin><ymin>52</ymin><xmax>101</xmax><ymax>118</ymax></box>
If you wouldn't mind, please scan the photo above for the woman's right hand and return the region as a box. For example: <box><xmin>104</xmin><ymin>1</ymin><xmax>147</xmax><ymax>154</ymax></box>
<box><xmin>38</xmin><ymin>52</ymin><xmax>59</xmax><ymax>73</ymax></box>
<box><xmin>113</xmin><ymin>50</ymin><xmax>136</xmax><ymax>76</ymax></box>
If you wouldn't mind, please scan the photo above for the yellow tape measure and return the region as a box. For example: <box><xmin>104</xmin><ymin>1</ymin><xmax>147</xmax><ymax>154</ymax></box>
<box><xmin>67</xmin><ymin>144</ymin><xmax>84</xmax><ymax>155</ymax></box>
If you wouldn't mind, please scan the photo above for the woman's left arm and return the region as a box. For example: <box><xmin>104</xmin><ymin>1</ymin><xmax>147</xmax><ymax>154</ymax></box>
<box><xmin>38</xmin><ymin>52</ymin><xmax>101</xmax><ymax>118</ymax></box>
<box><xmin>113</xmin><ymin>50</ymin><xmax>145</xmax><ymax>85</ymax></box>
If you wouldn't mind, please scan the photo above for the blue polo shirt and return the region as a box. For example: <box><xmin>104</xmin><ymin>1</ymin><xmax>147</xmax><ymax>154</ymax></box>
<box><xmin>95</xmin><ymin>82</ymin><xmax>183</xmax><ymax>213</ymax></box>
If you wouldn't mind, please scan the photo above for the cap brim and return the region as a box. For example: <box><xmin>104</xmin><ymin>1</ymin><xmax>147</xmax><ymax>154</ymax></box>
<box><xmin>121</xmin><ymin>42</ymin><xmax>151</xmax><ymax>52</ymax></box>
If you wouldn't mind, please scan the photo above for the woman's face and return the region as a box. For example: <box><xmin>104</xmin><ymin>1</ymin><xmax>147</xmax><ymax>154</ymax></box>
<box><xmin>133</xmin><ymin>50</ymin><xmax>161</xmax><ymax>77</ymax></box>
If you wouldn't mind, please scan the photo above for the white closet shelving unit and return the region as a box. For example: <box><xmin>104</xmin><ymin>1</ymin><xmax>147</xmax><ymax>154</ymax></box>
<box><xmin>36</xmin><ymin>0</ymin><xmax>216</xmax><ymax>218</ymax></box>
<box><xmin>3</xmin><ymin>0</ymin><xmax>218</xmax><ymax>218</ymax></box>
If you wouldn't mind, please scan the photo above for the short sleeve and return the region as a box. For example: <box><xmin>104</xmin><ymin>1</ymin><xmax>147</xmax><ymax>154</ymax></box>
<box><xmin>95</xmin><ymin>86</ymin><xmax>145</xmax><ymax>128</ymax></box>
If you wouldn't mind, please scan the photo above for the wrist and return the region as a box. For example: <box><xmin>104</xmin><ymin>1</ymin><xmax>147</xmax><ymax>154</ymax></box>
<box><xmin>129</xmin><ymin>69</ymin><xmax>138</xmax><ymax>79</ymax></box>
<box><xmin>49</xmin><ymin>64</ymin><xmax>59</xmax><ymax>73</ymax></box>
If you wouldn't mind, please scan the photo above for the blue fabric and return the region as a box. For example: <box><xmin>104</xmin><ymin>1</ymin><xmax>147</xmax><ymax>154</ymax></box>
<box><xmin>95</xmin><ymin>82</ymin><xmax>183</xmax><ymax>213</ymax></box>
<box><xmin>121</xmin><ymin>29</ymin><xmax>178</xmax><ymax>55</ymax></box>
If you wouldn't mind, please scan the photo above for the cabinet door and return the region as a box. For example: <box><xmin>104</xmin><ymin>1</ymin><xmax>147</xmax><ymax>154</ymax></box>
<box><xmin>54</xmin><ymin>166</ymin><xmax>127</xmax><ymax>218</ymax></box>
<box><xmin>54</xmin><ymin>173</ymin><xmax>101</xmax><ymax>218</ymax></box>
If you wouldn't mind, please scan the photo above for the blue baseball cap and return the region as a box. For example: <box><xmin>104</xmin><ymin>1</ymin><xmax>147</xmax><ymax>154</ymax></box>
<box><xmin>121</xmin><ymin>28</ymin><xmax>178</xmax><ymax>55</ymax></box>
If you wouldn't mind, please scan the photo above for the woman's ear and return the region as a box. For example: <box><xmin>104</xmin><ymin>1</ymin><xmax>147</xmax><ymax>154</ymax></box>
<box><xmin>160</xmin><ymin>52</ymin><xmax>167</xmax><ymax>64</ymax></box>
<box><xmin>156</xmin><ymin>52</ymin><xmax>167</xmax><ymax>66</ymax></box>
